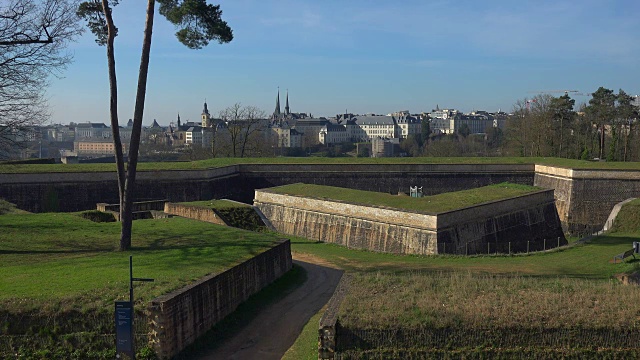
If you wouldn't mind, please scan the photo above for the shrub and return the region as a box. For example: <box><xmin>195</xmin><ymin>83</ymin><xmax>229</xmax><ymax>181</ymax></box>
<box><xmin>79</xmin><ymin>210</ymin><xmax>116</xmax><ymax>223</ymax></box>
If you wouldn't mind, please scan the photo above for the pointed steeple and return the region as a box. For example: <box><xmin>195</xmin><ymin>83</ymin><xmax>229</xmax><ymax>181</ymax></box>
<box><xmin>177</xmin><ymin>113</ymin><xmax>181</xmax><ymax>127</ymax></box>
<box><xmin>285</xmin><ymin>89</ymin><xmax>290</xmax><ymax>115</ymax></box>
<box><xmin>202</xmin><ymin>100</ymin><xmax>210</xmax><ymax>115</ymax></box>
<box><xmin>274</xmin><ymin>88</ymin><xmax>281</xmax><ymax>116</ymax></box>
<box><xmin>436</xmin><ymin>104</ymin><xmax>440</xmax><ymax>111</ymax></box>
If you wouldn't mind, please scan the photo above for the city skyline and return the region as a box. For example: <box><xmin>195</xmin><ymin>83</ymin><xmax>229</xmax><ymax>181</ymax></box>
<box><xmin>48</xmin><ymin>0</ymin><xmax>640</xmax><ymax>126</ymax></box>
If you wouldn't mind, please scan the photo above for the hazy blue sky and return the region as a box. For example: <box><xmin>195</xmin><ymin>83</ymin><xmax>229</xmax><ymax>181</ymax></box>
<box><xmin>48</xmin><ymin>0</ymin><xmax>640</xmax><ymax>125</ymax></box>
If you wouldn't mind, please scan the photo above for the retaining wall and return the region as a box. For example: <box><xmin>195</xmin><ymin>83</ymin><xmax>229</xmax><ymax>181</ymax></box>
<box><xmin>3</xmin><ymin>163</ymin><xmax>640</xmax><ymax>233</ymax></box>
<box><xmin>535</xmin><ymin>165</ymin><xmax>640</xmax><ymax>234</ymax></box>
<box><xmin>147</xmin><ymin>239</ymin><xmax>292</xmax><ymax>359</ymax></box>
<box><xmin>254</xmin><ymin>189</ymin><xmax>566</xmax><ymax>255</ymax></box>
<box><xmin>163</xmin><ymin>202</ymin><xmax>228</xmax><ymax>226</ymax></box>
<box><xmin>96</xmin><ymin>199</ymin><xmax>167</xmax><ymax>212</ymax></box>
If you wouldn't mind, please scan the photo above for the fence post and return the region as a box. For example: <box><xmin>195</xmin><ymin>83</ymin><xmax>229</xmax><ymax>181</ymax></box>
<box><xmin>544</xmin><ymin>239</ymin><xmax>546</xmax><ymax>251</ymax></box>
<box><xmin>557</xmin><ymin>237</ymin><xmax>560</xmax><ymax>248</ymax></box>
<box><xmin>527</xmin><ymin>241</ymin><xmax>530</xmax><ymax>253</ymax></box>
<box><xmin>466</xmin><ymin>243</ymin><xmax>468</xmax><ymax>256</ymax></box>
<box><xmin>508</xmin><ymin>242</ymin><xmax>511</xmax><ymax>255</ymax></box>
<box><xmin>487</xmin><ymin>242</ymin><xmax>490</xmax><ymax>255</ymax></box>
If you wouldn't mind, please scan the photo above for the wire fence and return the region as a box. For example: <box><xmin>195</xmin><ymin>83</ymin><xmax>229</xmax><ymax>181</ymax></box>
<box><xmin>334</xmin><ymin>326</ymin><xmax>640</xmax><ymax>354</ymax></box>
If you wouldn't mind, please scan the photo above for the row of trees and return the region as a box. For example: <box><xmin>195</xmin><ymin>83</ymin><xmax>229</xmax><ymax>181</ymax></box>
<box><xmin>396</xmin><ymin>88</ymin><xmax>639</xmax><ymax>160</ymax></box>
<box><xmin>506</xmin><ymin>88</ymin><xmax>639</xmax><ymax>161</ymax></box>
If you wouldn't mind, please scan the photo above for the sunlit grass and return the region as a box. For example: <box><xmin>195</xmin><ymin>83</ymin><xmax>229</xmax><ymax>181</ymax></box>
<box><xmin>2</xmin><ymin>156</ymin><xmax>640</xmax><ymax>173</ymax></box>
<box><xmin>0</xmin><ymin>213</ymin><xmax>279</xmax><ymax>312</ymax></box>
<box><xmin>269</xmin><ymin>182</ymin><xmax>540</xmax><ymax>213</ymax></box>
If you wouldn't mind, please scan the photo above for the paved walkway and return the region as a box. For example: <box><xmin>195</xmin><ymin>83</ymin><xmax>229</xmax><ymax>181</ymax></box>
<box><xmin>195</xmin><ymin>258</ymin><xmax>343</xmax><ymax>360</ymax></box>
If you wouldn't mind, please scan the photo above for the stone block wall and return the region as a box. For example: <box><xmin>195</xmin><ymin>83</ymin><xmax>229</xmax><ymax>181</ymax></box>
<box><xmin>255</xmin><ymin>189</ymin><xmax>566</xmax><ymax>255</ymax></box>
<box><xmin>147</xmin><ymin>239</ymin><xmax>292</xmax><ymax>359</ymax></box>
<box><xmin>255</xmin><ymin>191</ymin><xmax>438</xmax><ymax>255</ymax></box>
<box><xmin>96</xmin><ymin>199</ymin><xmax>167</xmax><ymax>212</ymax></box>
<box><xmin>535</xmin><ymin>165</ymin><xmax>640</xmax><ymax>234</ymax></box>
<box><xmin>4</xmin><ymin>162</ymin><xmax>640</xmax><ymax>232</ymax></box>
<box><xmin>163</xmin><ymin>202</ymin><xmax>228</xmax><ymax>226</ymax></box>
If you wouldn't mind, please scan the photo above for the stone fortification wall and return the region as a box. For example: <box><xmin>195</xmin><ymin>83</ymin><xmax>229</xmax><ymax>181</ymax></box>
<box><xmin>255</xmin><ymin>189</ymin><xmax>565</xmax><ymax>255</ymax></box>
<box><xmin>163</xmin><ymin>202</ymin><xmax>228</xmax><ymax>226</ymax></box>
<box><xmin>0</xmin><ymin>166</ymin><xmax>240</xmax><ymax>212</ymax></box>
<box><xmin>240</xmin><ymin>163</ymin><xmax>534</xmax><ymax>202</ymax></box>
<box><xmin>148</xmin><ymin>239</ymin><xmax>292</xmax><ymax>359</ymax></box>
<box><xmin>254</xmin><ymin>191</ymin><xmax>438</xmax><ymax>255</ymax></box>
<box><xmin>4</xmin><ymin>162</ymin><xmax>640</xmax><ymax>232</ymax></box>
<box><xmin>535</xmin><ymin>165</ymin><xmax>640</xmax><ymax>234</ymax></box>
<box><xmin>96</xmin><ymin>199</ymin><xmax>167</xmax><ymax>212</ymax></box>
<box><xmin>436</xmin><ymin>190</ymin><xmax>566</xmax><ymax>254</ymax></box>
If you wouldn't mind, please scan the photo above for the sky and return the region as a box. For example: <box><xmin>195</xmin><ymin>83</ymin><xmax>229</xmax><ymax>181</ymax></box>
<box><xmin>48</xmin><ymin>0</ymin><xmax>640</xmax><ymax>126</ymax></box>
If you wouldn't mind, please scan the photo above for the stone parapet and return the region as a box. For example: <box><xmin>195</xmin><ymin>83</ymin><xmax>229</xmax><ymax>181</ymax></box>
<box><xmin>163</xmin><ymin>202</ymin><xmax>228</xmax><ymax>226</ymax></box>
<box><xmin>255</xmin><ymin>188</ymin><xmax>565</xmax><ymax>256</ymax></box>
<box><xmin>147</xmin><ymin>239</ymin><xmax>292</xmax><ymax>359</ymax></box>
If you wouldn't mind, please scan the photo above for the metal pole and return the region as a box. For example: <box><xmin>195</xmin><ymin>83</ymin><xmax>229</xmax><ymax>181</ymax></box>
<box><xmin>129</xmin><ymin>255</ymin><xmax>135</xmax><ymax>360</ymax></box>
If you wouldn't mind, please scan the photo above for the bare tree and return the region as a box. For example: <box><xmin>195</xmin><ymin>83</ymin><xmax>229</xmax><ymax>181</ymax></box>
<box><xmin>78</xmin><ymin>0</ymin><xmax>232</xmax><ymax>250</ymax></box>
<box><xmin>219</xmin><ymin>103</ymin><xmax>267</xmax><ymax>157</ymax></box>
<box><xmin>0</xmin><ymin>0</ymin><xmax>83</xmax><ymax>158</ymax></box>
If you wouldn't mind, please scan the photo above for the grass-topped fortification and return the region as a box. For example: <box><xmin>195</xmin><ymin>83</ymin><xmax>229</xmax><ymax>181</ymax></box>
<box><xmin>3</xmin><ymin>156</ymin><xmax>640</xmax><ymax>174</ymax></box>
<box><xmin>256</xmin><ymin>182</ymin><xmax>566</xmax><ymax>255</ymax></box>
<box><xmin>267</xmin><ymin>182</ymin><xmax>539</xmax><ymax>214</ymax></box>
<box><xmin>174</xmin><ymin>199</ymin><xmax>265</xmax><ymax>231</ymax></box>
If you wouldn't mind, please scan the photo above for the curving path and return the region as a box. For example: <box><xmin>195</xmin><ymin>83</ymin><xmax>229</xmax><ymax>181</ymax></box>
<box><xmin>195</xmin><ymin>257</ymin><xmax>343</xmax><ymax>360</ymax></box>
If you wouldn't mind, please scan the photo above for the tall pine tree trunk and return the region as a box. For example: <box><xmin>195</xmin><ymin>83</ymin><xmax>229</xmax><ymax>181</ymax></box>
<box><xmin>120</xmin><ymin>0</ymin><xmax>155</xmax><ymax>251</ymax></box>
<box><xmin>100</xmin><ymin>0</ymin><xmax>126</xmax><ymax>245</ymax></box>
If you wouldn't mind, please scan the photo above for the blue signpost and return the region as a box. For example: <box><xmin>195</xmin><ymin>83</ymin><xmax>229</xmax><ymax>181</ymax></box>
<box><xmin>115</xmin><ymin>256</ymin><xmax>153</xmax><ymax>360</ymax></box>
<box><xmin>115</xmin><ymin>301</ymin><xmax>133</xmax><ymax>358</ymax></box>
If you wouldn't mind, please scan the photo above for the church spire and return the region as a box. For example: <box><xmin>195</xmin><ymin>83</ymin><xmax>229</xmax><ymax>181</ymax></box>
<box><xmin>274</xmin><ymin>88</ymin><xmax>281</xmax><ymax>116</ymax></box>
<box><xmin>202</xmin><ymin>100</ymin><xmax>210</xmax><ymax>115</ymax></box>
<box><xmin>285</xmin><ymin>89</ymin><xmax>290</xmax><ymax>115</ymax></box>
<box><xmin>177</xmin><ymin>112</ymin><xmax>181</xmax><ymax>127</ymax></box>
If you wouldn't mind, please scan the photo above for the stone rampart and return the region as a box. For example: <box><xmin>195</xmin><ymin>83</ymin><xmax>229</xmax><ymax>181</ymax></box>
<box><xmin>147</xmin><ymin>239</ymin><xmax>292</xmax><ymax>359</ymax></box>
<box><xmin>3</xmin><ymin>162</ymin><xmax>640</xmax><ymax>232</ymax></box>
<box><xmin>96</xmin><ymin>199</ymin><xmax>167</xmax><ymax>212</ymax></box>
<box><xmin>0</xmin><ymin>166</ymin><xmax>240</xmax><ymax>212</ymax></box>
<box><xmin>254</xmin><ymin>189</ymin><xmax>565</xmax><ymax>255</ymax></box>
<box><xmin>163</xmin><ymin>202</ymin><xmax>228</xmax><ymax>226</ymax></box>
<box><xmin>534</xmin><ymin>165</ymin><xmax>640</xmax><ymax>234</ymax></box>
<box><xmin>239</xmin><ymin>163</ymin><xmax>534</xmax><ymax>201</ymax></box>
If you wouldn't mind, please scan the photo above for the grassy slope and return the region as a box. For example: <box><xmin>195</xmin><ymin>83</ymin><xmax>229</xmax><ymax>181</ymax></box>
<box><xmin>268</xmin><ymin>183</ymin><xmax>539</xmax><ymax>213</ymax></box>
<box><xmin>0</xmin><ymin>213</ymin><xmax>278</xmax><ymax>312</ymax></box>
<box><xmin>2</xmin><ymin>157</ymin><xmax>640</xmax><ymax>173</ymax></box>
<box><xmin>179</xmin><ymin>199</ymin><xmax>251</xmax><ymax>209</ymax></box>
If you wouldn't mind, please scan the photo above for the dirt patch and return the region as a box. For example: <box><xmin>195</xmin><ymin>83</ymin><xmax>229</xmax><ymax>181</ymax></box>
<box><xmin>292</xmin><ymin>252</ymin><xmax>340</xmax><ymax>269</ymax></box>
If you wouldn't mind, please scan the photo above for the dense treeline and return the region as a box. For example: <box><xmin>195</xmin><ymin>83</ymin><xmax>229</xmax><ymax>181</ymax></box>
<box><xmin>407</xmin><ymin>87</ymin><xmax>640</xmax><ymax>161</ymax></box>
<box><xmin>506</xmin><ymin>87</ymin><xmax>639</xmax><ymax>161</ymax></box>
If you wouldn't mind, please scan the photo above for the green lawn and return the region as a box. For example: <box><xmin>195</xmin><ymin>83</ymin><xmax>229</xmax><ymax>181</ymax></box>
<box><xmin>0</xmin><ymin>213</ymin><xmax>279</xmax><ymax>312</ymax></box>
<box><xmin>2</xmin><ymin>156</ymin><xmax>640</xmax><ymax>173</ymax></box>
<box><xmin>179</xmin><ymin>199</ymin><xmax>251</xmax><ymax>209</ymax></box>
<box><xmin>269</xmin><ymin>183</ymin><xmax>541</xmax><ymax>213</ymax></box>
<box><xmin>291</xmin><ymin>233</ymin><xmax>637</xmax><ymax>279</ymax></box>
